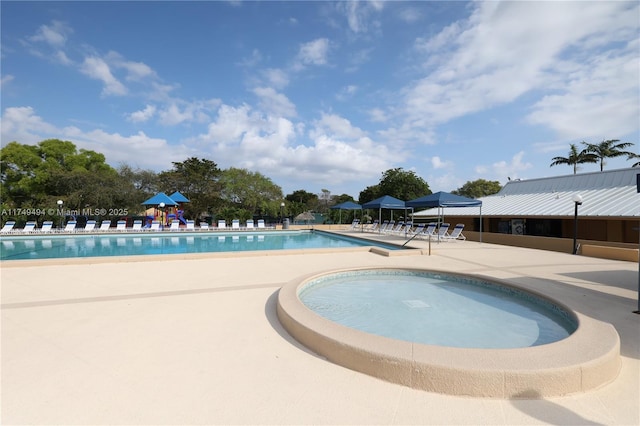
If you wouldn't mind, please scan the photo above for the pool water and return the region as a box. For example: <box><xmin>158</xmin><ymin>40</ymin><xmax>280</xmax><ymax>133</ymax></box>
<box><xmin>299</xmin><ymin>270</ymin><xmax>577</xmax><ymax>349</ymax></box>
<box><xmin>0</xmin><ymin>230</ymin><xmax>400</xmax><ymax>261</ymax></box>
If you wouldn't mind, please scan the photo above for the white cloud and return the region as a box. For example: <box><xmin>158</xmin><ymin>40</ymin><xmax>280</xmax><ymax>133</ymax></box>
<box><xmin>336</xmin><ymin>85</ymin><xmax>358</xmax><ymax>101</ymax></box>
<box><xmin>1</xmin><ymin>106</ymin><xmax>60</xmax><ymax>144</ymax></box>
<box><xmin>80</xmin><ymin>56</ymin><xmax>127</xmax><ymax>96</ymax></box>
<box><xmin>106</xmin><ymin>51</ymin><xmax>156</xmax><ymax>81</ymax></box>
<box><xmin>368</xmin><ymin>108</ymin><xmax>387</xmax><ymax>123</ymax></box>
<box><xmin>430</xmin><ymin>156</ymin><xmax>452</xmax><ymax>170</ymax></box>
<box><xmin>253</xmin><ymin>87</ymin><xmax>296</xmax><ymax>117</ymax></box>
<box><xmin>309</xmin><ymin>113</ymin><xmax>366</xmax><ymax>140</ymax></box>
<box><xmin>29</xmin><ymin>20</ymin><xmax>72</xmax><ymax>48</ymax></box>
<box><xmin>337</xmin><ymin>1</ymin><xmax>384</xmax><ymax>34</ymax></box>
<box><xmin>1</xmin><ymin>74</ymin><xmax>14</xmax><ymax>87</ymax></box>
<box><xmin>0</xmin><ymin>106</ymin><xmax>191</xmax><ymax>170</ymax></box>
<box><xmin>294</xmin><ymin>38</ymin><xmax>330</xmax><ymax>69</ymax></box>
<box><xmin>127</xmin><ymin>105</ymin><xmax>157</xmax><ymax>123</ymax></box>
<box><xmin>402</xmin><ymin>1</ymin><xmax>640</xmax><ymax>136</ymax></box>
<box><xmin>476</xmin><ymin>151</ymin><xmax>532</xmax><ymax>182</ymax></box>
<box><xmin>262</xmin><ymin>68</ymin><xmax>289</xmax><ymax>89</ymax></box>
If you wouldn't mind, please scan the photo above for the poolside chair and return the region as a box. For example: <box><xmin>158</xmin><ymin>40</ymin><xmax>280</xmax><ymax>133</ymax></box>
<box><xmin>83</xmin><ymin>220</ymin><xmax>96</xmax><ymax>232</ymax></box>
<box><xmin>246</xmin><ymin>219</ymin><xmax>255</xmax><ymax>229</ymax></box>
<box><xmin>406</xmin><ymin>223</ymin><xmax>425</xmax><ymax>238</ymax></box>
<box><xmin>63</xmin><ymin>220</ymin><xmax>77</xmax><ymax>233</ymax></box>
<box><xmin>186</xmin><ymin>220</ymin><xmax>195</xmax><ymax>231</ymax></box>
<box><xmin>0</xmin><ymin>221</ymin><xmax>16</xmax><ymax>234</ymax></box>
<box><xmin>116</xmin><ymin>220</ymin><xmax>127</xmax><ymax>231</ymax></box>
<box><xmin>417</xmin><ymin>222</ymin><xmax>437</xmax><ymax>239</ymax></box>
<box><xmin>363</xmin><ymin>220</ymin><xmax>379</xmax><ymax>232</ymax></box>
<box><xmin>381</xmin><ymin>220</ymin><xmax>395</xmax><ymax>233</ymax></box>
<box><xmin>387</xmin><ymin>221</ymin><xmax>404</xmax><ymax>234</ymax></box>
<box><xmin>199</xmin><ymin>222</ymin><xmax>210</xmax><ymax>231</ymax></box>
<box><xmin>150</xmin><ymin>220</ymin><xmax>161</xmax><ymax>231</ymax></box>
<box><xmin>231</xmin><ymin>219</ymin><xmax>240</xmax><ymax>230</ymax></box>
<box><xmin>257</xmin><ymin>219</ymin><xmax>266</xmax><ymax>229</ymax></box>
<box><xmin>131</xmin><ymin>220</ymin><xmax>143</xmax><ymax>232</ymax></box>
<box><xmin>436</xmin><ymin>223</ymin><xmax>450</xmax><ymax>241</ymax></box>
<box><xmin>443</xmin><ymin>223</ymin><xmax>466</xmax><ymax>241</ymax></box>
<box><xmin>169</xmin><ymin>221</ymin><xmax>180</xmax><ymax>231</ymax></box>
<box><xmin>343</xmin><ymin>219</ymin><xmax>359</xmax><ymax>230</ymax></box>
<box><xmin>21</xmin><ymin>221</ymin><xmax>37</xmax><ymax>233</ymax></box>
<box><xmin>99</xmin><ymin>220</ymin><xmax>111</xmax><ymax>231</ymax></box>
<box><xmin>217</xmin><ymin>220</ymin><xmax>227</xmax><ymax>230</ymax></box>
<box><xmin>40</xmin><ymin>221</ymin><xmax>54</xmax><ymax>233</ymax></box>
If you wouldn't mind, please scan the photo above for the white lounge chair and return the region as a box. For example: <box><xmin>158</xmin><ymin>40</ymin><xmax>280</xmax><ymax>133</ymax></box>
<box><xmin>150</xmin><ymin>220</ymin><xmax>161</xmax><ymax>231</ymax></box>
<box><xmin>257</xmin><ymin>219</ymin><xmax>266</xmax><ymax>229</ymax></box>
<box><xmin>116</xmin><ymin>220</ymin><xmax>127</xmax><ymax>231</ymax></box>
<box><xmin>99</xmin><ymin>220</ymin><xmax>111</xmax><ymax>231</ymax></box>
<box><xmin>417</xmin><ymin>223</ymin><xmax>437</xmax><ymax>239</ymax></box>
<box><xmin>231</xmin><ymin>219</ymin><xmax>240</xmax><ymax>230</ymax></box>
<box><xmin>131</xmin><ymin>220</ymin><xmax>143</xmax><ymax>232</ymax></box>
<box><xmin>0</xmin><ymin>221</ymin><xmax>16</xmax><ymax>233</ymax></box>
<box><xmin>387</xmin><ymin>221</ymin><xmax>404</xmax><ymax>234</ymax></box>
<box><xmin>186</xmin><ymin>220</ymin><xmax>195</xmax><ymax>231</ymax></box>
<box><xmin>443</xmin><ymin>223</ymin><xmax>466</xmax><ymax>241</ymax></box>
<box><xmin>246</xmin><ymin>219</ymin><xmax>255</xmax><ymax>229</ymax></box>
<box><xmin>199</xmin><ymin>222</ymin><xmax>210</xmax><ymax>231</ymax></box>
<box><xmin>40</xmin><ymin>221</ymin><xmax>53</xmax><ymax>233</ymax></box>
<box><xmin>363</xmin><ymin>220</ymin><xmax>379</xmax><ymax>232</ymax></box>
<box><xmin>381</xmin><ymin>220</ymin><xmax>395</xmax><ymax>233</ymax></box>
<box><xmin>22</xmin><ymin>221</ymin><xmax>37</xmax><ymax>233</ymax></box>
<box><xmin>169</xmin><ymin>221</ymin><xmax>180</xmax><ymax>231</ymax></box>
<box><xmin>437</xmin><ymin>223</ymin><xmax>451</xmax><ymax>240</ymax></box>
<box><xmin>218</xmin><ymin>220</ymin><xmax>227</xmax><ymax>230</ymax></box>
<box><xmin>63</xmin><ymin>220</ymin><xmax>77</xmax><ymax>232</ymax></box>
<box><xmin>84</xmin><ymin>220</ymin><xmax>96</xmax><ymax>232</ymax></box>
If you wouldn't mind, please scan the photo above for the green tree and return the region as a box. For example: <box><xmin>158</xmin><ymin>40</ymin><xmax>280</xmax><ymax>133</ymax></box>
<box><xmin>285</xmin><ymin>189</ymin><xmax>318</xmax><ymax>217</ymax></box>
<box><xmin>360</xmin><ymin>168</ymin><xmax>430</xmax><ymax>203</ymax></box>
<box><xmin>1</xmin><ymin>140</ymin><xmax>127</xmax><ymax>223</ymax></box>
<box><xmin>582</xmin><ymin>139</ymin><xmax>635</xmax><ymax>171</ymax></box>
<box><xmin>452</xmin><ymin>179</ymin><xmax>502</xmax><ymax>198</ymax></box>
<box><xmin>358</xmin><ymin>184</ymin><xmax>380</xmax><ymax>205</ymax></box>
<box><xmin>157</xmin><ymin>157</ymin><xmax>223</xmax><ymax>219</ymax></box>
<box><xmin>550</xmin><ymin>143</ymin><xmax>598</xmax><ymax>174</ymax></box>
<box><xmin>627</xmin><ymin>153</ymin><xmax>640</xmax><ymax>167</ymax></box>
<box><xmin>218</xmin><ymin>167</ymin><xmax>283</xmax><ymax>217</ymax></box>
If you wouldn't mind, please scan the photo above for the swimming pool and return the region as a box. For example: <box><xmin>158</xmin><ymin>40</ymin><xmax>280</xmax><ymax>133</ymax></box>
<box><xmin>0</xmin><ymin>230</ymin><xmax>402</xmax><ymax>261</ymax></box>
<box><xmin>298</xmin><ymin>269</ymin><xmax>577</xmax><ymax>349</ymax></box>
<box><xmin>277</xmin><ymin>267</ymin><xmax>621</xmax><ymax>397</ymax></box>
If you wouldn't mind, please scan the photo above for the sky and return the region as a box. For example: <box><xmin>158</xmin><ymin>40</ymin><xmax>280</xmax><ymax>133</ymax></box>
<box><xmin>1</xmin><ymin>1</ymin><xmax>639</xmax><ymax>199</ymax></box>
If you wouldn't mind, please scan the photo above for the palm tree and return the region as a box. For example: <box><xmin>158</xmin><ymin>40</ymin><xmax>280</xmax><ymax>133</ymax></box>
<box><xmin>582</xmin><ymin>139</ymin><xmax>635</xmax><ymax>171</ymax></box>
<box><xmin>628</xmin><ymin>153</ymin><xmax>640</xmax><ymax>167</ymax></box>
<box><xmin>550</xmin><ymin>143</ymin><xmax>598</xmax><ymax>174</ymax></box>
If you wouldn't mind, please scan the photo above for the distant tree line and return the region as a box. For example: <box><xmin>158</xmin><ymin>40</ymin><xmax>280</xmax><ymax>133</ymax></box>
<box><xmin>1</xmin><ymin>139</ymin><xmax>501</xmax><ymax>226</ymax></box>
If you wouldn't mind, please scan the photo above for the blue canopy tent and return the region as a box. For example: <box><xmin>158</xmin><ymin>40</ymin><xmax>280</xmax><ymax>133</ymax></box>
<box><xmin>362</xmin><ymin>195</ymin><xmax>406</xmax><ymax>232</ymax></box>
<box><xmin>330</xmin><ymin>201</ymin><xmax>362</xmax><ymax>224</ymax></box>
<box><xmin>406</xmin><ymin>191</ymin><xmax>483</xmax><ymax>241</ymax></box>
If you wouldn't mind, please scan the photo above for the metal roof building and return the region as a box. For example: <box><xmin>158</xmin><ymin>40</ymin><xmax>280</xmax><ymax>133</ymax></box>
<box><xmin>414</xmin><ymin>168</ymin><xmax>640</xmax><ymax>219</ymax></box>
<box><xmin>413</xmin><ymin>168</ymin><xmax>640</xmax><ymax>244</ymax></box>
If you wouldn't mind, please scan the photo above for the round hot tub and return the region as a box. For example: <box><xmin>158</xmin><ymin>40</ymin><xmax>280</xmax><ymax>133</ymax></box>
<box><xmin>277</xmin><ymin>267</ymin><xmax>621</xmax><ymax>398</ymax></box>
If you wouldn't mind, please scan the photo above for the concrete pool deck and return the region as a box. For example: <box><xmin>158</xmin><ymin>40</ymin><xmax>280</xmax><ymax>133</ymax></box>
<box><xmin>1</xmin><ymin>232</ymin><xmax>639</xmax><ymax>425</ymax></box>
